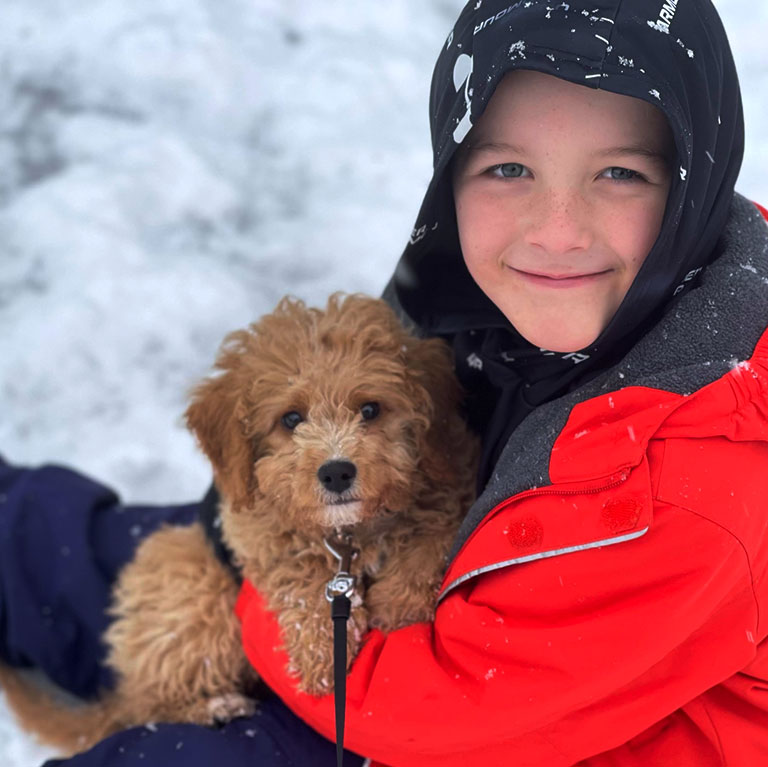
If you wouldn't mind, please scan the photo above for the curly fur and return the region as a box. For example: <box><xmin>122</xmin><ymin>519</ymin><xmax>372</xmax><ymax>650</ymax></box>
<box><xmin>0</xmin><ymin>293</ymin><xmax>478</xmax><ymax>754</ymax></box>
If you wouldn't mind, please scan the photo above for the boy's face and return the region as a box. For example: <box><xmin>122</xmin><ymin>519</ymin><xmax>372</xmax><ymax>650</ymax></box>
<box><xmin>453</xmin><ymin>70</ymin><xmax>673</xmax><ymax>353</ymax></box>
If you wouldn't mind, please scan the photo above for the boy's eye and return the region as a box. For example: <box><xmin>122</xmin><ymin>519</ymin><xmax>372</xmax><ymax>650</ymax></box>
<box><xmin>602</xmin><ymin>166</ymin><xmax>642</xmax><ymax>182</ymax></box>
<box><xmin>491</xmin><ymin>162</ymin><xmax>529</xmax><ymax>179</ymax></box>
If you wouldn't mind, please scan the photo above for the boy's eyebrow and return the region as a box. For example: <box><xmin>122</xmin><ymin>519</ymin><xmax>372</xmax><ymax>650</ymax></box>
<box><xmin>464</xmin><ymin>141</ymin><xmax>669</xmax><ymax>162</ymax></box>
<box><xmin>591</xmin><ymin>145</ymin><xmax>670</xmax><ymax>162</ymax></box>
<box><xmin>463</xmin><ymin>140</ymin><xmax>528</xmax><ymax>156</ymax></box>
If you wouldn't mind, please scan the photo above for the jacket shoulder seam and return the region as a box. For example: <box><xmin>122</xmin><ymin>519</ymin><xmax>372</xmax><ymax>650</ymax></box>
<box><xmin>654</xmin><ymin>495</ymin><xmax>761</xmax><ymax>634</ymax></box>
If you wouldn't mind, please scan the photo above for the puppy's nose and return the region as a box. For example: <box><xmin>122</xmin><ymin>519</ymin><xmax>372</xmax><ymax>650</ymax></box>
<box><xmin>317</xmin><ymin>460</ymin><xmax>357</xmax><ymax>494</ymax></box>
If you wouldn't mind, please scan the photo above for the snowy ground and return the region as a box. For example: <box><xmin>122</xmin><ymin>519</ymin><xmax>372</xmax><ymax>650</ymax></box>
<box><xmin>1</xmin><ymin>1</ymin><xmax>766</xmax><ymax>764</ymax></box>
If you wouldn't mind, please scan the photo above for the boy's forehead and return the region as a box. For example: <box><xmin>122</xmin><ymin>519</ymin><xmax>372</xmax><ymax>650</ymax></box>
<box><xmin>469</xmin><ymin>70</ymin><xmax>673</xmax><ymax>152</ymax></box>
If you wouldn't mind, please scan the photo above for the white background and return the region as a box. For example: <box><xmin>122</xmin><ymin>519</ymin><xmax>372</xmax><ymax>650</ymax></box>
<box><xmin>1</xmin><ymin>1</ymin><xmax>766</xmax><ymax>763</ymax></box>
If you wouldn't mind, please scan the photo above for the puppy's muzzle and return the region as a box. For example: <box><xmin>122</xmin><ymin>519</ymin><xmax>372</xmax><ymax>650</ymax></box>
<box><xmin>317</xmin><ymin>460</ymin><xmax>357</xmax><ymax>496</ymax></box>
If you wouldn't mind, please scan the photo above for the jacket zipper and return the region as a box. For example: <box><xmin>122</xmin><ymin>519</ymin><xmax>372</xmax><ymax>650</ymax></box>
<box><xmin>438</xmin><ymin>467</ymin><xmax>637</xmax><ymax>602</ymax></box>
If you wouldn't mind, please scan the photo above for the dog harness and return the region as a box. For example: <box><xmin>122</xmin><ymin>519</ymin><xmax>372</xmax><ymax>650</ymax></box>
<box><xmin>198</xmin><ymin>484</ymin><xmax>243</xmax><ymax>584</ymax></box>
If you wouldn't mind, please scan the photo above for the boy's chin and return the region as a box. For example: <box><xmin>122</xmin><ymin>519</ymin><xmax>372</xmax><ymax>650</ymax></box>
<box><xmin>510</xmin><ymin>317</ymin><xmax>605</xmax><ymax>355</ymax></box>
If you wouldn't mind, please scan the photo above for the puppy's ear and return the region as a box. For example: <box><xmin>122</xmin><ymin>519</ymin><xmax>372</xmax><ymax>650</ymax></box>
<box><xmin>185</xmin><ymin>342</ymin><xmax>256</xmax><ymax>511</ymax></box>
<box><xmin>403</xmin><ymin>335</ymin><xmax>467</xmax><ymax>485</ymax></box>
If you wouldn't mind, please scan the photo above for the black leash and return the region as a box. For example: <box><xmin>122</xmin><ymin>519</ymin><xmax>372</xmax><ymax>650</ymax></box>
<box><xmin>324</xmin><ymin>531</ymin><xmax>359</xmax><ymax>767</ymax></box>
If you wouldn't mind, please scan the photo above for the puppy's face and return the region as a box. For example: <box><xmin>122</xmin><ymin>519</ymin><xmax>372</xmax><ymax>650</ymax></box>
<box><xmin>186</xmin><ymin>295</ymin><xmax>460</xmax><ymax>531</ymax></box>
<box><xmin>249</xmin><ymin>363</ymin><xmax>423</xmax><ymax>528</ymax></box>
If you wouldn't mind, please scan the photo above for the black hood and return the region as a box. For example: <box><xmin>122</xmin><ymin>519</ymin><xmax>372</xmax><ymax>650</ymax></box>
<box><xmin>389</xmin><ymin>0</ymin><xmax>744</xmax><ymax>344</ymax></box>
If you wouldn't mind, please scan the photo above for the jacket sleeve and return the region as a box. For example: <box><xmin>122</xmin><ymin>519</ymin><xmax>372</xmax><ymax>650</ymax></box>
<box><xmin>236</xmin><ymin>495</ymin><xmax>760</xmax><ymax>767</ymax></box>
<box><xmin>0</xmin><ymin>456</ymin><xmax>199</xmax><ymax>698</ymax></box>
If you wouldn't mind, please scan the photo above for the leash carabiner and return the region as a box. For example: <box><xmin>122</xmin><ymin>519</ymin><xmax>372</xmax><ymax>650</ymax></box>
<box><xmin>323</xmin><ymin>531</ymin><xmax>359</xmax><ymax>767</ymax></box>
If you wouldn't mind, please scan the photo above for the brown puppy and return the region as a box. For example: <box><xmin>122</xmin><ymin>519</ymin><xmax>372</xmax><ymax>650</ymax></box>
<box><xmin>0</xmin><ymin>294</ymin><xmax>478</xmax><ymax>754</ymax></box>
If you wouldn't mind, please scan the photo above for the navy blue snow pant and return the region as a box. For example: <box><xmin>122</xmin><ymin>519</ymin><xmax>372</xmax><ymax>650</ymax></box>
<box><xmin>0</xmin><ymin>457</ymin><xmax>365</xmax><ymax>767</ymax></box>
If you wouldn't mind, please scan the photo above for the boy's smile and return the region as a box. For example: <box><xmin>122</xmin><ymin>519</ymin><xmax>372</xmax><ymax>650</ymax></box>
<box><xmin>452</xmin><ymin>70</ymin><xmax>673</xmax><ymax>353</ymax></box>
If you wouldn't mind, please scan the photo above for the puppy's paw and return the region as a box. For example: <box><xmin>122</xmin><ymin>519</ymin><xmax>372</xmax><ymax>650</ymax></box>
<box><xmin>206</xmin><ymin>692</ymin><xmax>257</xmax><ymax>723</ymax></box>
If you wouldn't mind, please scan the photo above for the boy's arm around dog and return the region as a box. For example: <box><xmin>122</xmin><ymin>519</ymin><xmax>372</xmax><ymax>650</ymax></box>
<box><xmin>238</xmin><ymin>367</ymin><xmax>768</xmax><ymax>767</ymax></box>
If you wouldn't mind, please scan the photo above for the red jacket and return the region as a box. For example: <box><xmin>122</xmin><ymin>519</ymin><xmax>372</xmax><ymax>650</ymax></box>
<box><xmin>236</xmin><ymin>200</ymin><xmax>768</xmax><ymax>766</ymax></box>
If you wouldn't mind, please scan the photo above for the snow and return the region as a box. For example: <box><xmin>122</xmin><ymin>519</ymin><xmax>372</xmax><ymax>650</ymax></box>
<box><xmin>647</xmin><ymin>19</ymin><xmax>671</xmax><ymax>34</ymax></box>
<box><xmin>509</xmin><ymin>40</ymin><xmax>527</xmax><ymax>59</ymax></box>
<box><xmin>0</xmin><ymin>1</ymin><xmax>766</xmax><ymax>763</ymax></box>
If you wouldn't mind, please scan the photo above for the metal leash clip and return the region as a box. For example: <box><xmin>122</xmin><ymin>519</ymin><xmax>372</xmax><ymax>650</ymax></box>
<box><xmin>323</xmin><ymin>530</ymin><xmax>361</xmax><ymax>767</ymax></box>
<box><xmin>324</xmin><ymin>531</ymin><xmax>359</xmax><ymax>602</ymax></box>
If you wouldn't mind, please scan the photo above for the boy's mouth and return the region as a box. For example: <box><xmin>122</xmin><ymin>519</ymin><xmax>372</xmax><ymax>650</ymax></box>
<box><xmin>511</xmin><ymin>268</ymin><xmax>612</xmax><ymax>288</ymax></box>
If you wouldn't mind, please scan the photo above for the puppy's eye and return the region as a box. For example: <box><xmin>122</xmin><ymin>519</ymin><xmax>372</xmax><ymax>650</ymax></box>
<box><xmin>360</xmin><ymin>402</ymin><xmax>380</xmax><ymax>421</ymax></box>
<box><xmin>280</xmin><ymin>411</ymin><xmax>304</xmax><ymax>430</ymax></box>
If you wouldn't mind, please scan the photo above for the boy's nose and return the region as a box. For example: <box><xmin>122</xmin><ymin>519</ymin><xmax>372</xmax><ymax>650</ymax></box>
<box><xmin>523</xmin><ymin>189</ymin><xmax>594</xmax><ymax>257</ymax></box>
